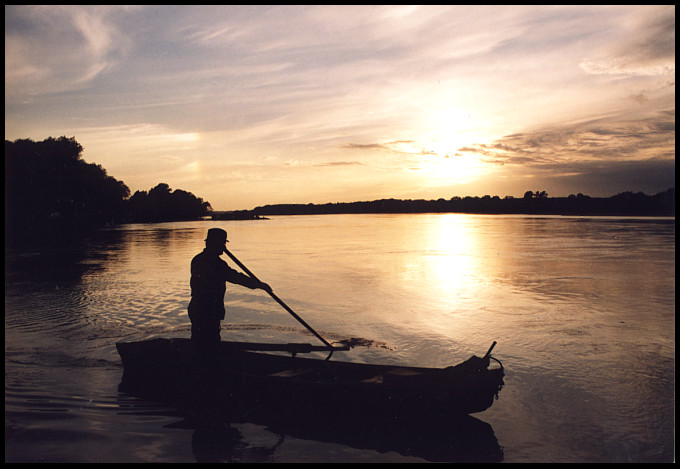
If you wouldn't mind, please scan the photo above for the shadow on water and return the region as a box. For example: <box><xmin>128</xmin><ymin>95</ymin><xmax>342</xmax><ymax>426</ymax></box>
<box><xmin>168</xmin><ymin>419</ymin><xmax>284</xmax><ymax>464</ymax></box>
<box><xmin>118</xmin><ymin>378</ymin><xmax>504</xmax><ymax>463</ymax></box>
<box><xmin>5</xmin><ymin>247</ymin><xmax>95</xmax><ymax>284</ymax></box>
<box><xmin>5</xmin><ymin>227</ymin><xmax>127</xmax><ymax>284</ymax></box>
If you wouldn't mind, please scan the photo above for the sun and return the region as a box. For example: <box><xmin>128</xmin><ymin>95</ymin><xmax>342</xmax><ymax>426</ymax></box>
<box><xmin>412</xmin><ymin>108</ymin><xmax>491</xmax><ymax>184</ymax></box>
<box><xmin>416</xmin><ymin>146</ymin><xmax>487</xmax><ymax>185</ymax></box>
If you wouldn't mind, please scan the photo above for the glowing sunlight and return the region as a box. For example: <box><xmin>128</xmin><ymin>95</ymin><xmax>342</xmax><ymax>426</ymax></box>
<box><xmin>411</xmin><ymin>106</ymin><xmax>493</xmax><ymax>186</ymax></box>
<box><xmin>428</xmin><ymin>215</ymin><xmax>478</xmax><ymax>287</ymax></box>
<box><xmin>419</xmin><ymin>152</ymin><xmax>488</xmax><ymax>186</ymax></box>
<box><xmin>398</xmin><ymin>214</ymin><xmax>481</xmax><ymax>312</ymax></box>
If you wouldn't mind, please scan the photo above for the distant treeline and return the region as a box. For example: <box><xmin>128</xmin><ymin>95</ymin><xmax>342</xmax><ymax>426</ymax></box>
<box><xmin>6</xmin><ymin>136</ymin><xmax>674</xmax><ymax>248</ymax></box>
<box><xmin>243</xmin><ymin>188</ymin><xmax>675</xmax><ymax>218</ymax></box>
<box><xmin>5</xmin><ymin>136</ymin><xmax>212</xmax><ymax>247</ymax></box>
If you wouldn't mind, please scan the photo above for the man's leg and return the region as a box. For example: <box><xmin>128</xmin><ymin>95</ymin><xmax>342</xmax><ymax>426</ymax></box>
<box><xmin>191</xmin><ymin>319</ymin><xmax>221</xmax><ymax>343</ymax></box>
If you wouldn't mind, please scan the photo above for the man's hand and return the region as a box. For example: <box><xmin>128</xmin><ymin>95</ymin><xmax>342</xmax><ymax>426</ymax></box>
<box><xmin>260</xmin><ymin>282</ymin><xmax>273</xmax><ymax>294</ymax></box>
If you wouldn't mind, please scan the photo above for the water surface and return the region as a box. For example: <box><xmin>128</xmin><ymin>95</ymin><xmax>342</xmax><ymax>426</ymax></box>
<box><xmin>5</xmin><ymin>214</ymin><xmax>675</xmax><ymax>462</ymax></box>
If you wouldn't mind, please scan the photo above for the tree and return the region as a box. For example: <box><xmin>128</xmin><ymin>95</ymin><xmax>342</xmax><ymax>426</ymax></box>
<box><xmin>5</xmin><ymin>136</ymin><xmax>213</xmax><ymax>246</ymax></box>
<box><xmin>523</xmin><ymin>190</ymin><xmax>548</xmax><ymax>199</ymax></box>
<box><xmin>126</xmin><ymin>183</ymin><xmax>212</xmax><ymax>222</ymax></box>
<box><xmin>5</xmin><ymin>136</ymin><xmax>130</xmax><ymax>247</ymax></box>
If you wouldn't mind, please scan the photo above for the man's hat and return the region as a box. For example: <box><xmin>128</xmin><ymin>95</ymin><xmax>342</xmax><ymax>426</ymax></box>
<box><xmin>205</xmin><ymin>228</ymin><xmax>228</xmax><ymax>246</ymax></box>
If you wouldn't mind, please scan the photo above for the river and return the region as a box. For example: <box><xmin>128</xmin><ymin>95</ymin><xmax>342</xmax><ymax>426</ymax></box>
<box><xmin>5</xmin><ymin>213</ymin><xmax>675</xmax><ymax>462</ymax></box>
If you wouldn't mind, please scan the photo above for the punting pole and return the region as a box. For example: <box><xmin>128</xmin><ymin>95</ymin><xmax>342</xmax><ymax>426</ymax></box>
<box><xmin>483</xmin><ymin>341</ymin><xmax>497</xmax><ymax>359</ymax></box>
<box><xmin>223</xmin><ymin>248</ymin><xmax>344</xmax><ymax>354</ymax></box>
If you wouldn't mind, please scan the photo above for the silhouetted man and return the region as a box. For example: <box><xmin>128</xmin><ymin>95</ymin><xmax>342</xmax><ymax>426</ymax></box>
<box><xmin>188</xmin><ymin>228</ymin><xmax>270</xmax><ymax>346</ymax></box>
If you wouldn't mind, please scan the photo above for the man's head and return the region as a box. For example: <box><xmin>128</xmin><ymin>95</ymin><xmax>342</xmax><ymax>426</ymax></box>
<box><xmin>205</xmin><ymin>228</ymin><xmax>228</xmax><ymax>250</ymax></box>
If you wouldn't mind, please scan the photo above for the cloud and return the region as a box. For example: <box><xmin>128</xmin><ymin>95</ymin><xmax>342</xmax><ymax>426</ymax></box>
<box><xmin>343</xmin><ymin>143</ymin><xmax>391</xmax><ymax>151</ymax></box>
<box><xmin>535</xmin><ymin>158</ymin><xmax>675</xmax><ymax>197</ymax></box>
<box><xmin>4</xmin><ymin>6</ymin><xmax>135</xmax><ymax>99</ymax></box>
<box><xmin>4</xmin><ymin>6</ymin><xmax>675</xmax><ymax>208</ymax></box>
<box><xmin>579</xmin><ymin>5</ymin><xmax>675</xmax><ymax>76</ymax></box>
<box><xmin>462</xmin><ymin>108</ymin><xmax>675</xmax><ymax>167</ymax></box>
<box><xmin>314</xmin><ymin>161</ymin><xmax>364</xmax><ymax>167</ymax></box>
<box><xmin>343</xmin><ymin>140</ymin><xmax>438</xmax><ymax>156</ymax></box>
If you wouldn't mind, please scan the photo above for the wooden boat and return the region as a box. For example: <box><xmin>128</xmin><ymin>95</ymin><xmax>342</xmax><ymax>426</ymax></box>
<box><xmin>116</xmin><ymin>338</ymin><xmax>504</xmax><ymax>417</ymax></box>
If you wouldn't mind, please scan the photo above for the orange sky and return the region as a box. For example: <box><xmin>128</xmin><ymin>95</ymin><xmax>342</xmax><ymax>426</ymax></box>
<box><xmin>5</xmin><ymin>5</ymin><xmax>675</xmax><ymax>210</ymax></box>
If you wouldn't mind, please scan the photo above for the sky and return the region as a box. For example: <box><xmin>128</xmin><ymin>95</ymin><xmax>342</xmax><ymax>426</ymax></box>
<box><xmin>5</xmin><ymin>5</ymin><xmax>675</xmax><ymax>210</ymax></box>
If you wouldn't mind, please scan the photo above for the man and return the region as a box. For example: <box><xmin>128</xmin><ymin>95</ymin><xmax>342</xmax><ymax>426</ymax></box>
<box><xmin>188</xmin><ymin>228</ymin><xmax>271</xmax><ymax>345</ymax></box>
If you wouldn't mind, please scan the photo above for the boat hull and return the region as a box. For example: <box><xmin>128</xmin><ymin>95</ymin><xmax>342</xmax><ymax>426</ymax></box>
<box><xmin>116</xmin><ymin>338</ymin><xmax>504</xmax><ymax>417</ymax></box>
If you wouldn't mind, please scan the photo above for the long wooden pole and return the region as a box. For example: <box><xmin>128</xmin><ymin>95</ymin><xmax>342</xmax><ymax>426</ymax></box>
<box><xmin>223</xmin><ymin>248</ymin><xmax>340</xmax><ymax>350</ymax></box>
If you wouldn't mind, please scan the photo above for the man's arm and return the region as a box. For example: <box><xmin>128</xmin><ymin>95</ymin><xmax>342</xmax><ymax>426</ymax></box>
<box><xmin>223</xmin><ymin>264</ymin><xmax>271</xmax><ymax>292</ymax></box>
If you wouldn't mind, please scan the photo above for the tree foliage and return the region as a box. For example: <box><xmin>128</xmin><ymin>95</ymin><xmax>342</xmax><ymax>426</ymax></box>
<box><xmin>5</xmin><ymin>137</ymin><xmax>212</xmax><ymax>247</ymax></box>
<box><xmin>252</xmin><ymin>188</ymin><xmax>674</xmax><ymax>217</ymax></box>
<box><xmin>6</xmin><ymin>137</ymin><xmax>131</xmax><ymax>246</ymax></box>
<box><xmin>126</xmin><ymin>183</ymin><xmax>212</xmax><ymax>222</ymax></box>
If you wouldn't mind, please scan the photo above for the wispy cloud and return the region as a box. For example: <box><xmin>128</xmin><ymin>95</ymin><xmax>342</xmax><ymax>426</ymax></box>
<box><xmin>579</xmin><ymin>6</ymin><xmax>675</xmax><ymax>76</ymax></box>
<box><xmin>5</xmin><ymin>5</ymin><xmax>675</xmax><ymax>208</ymax></box>
<box><xmin>464</xmin><ymin>109</ymin><xmax>675</xmax><ymax>167</ymax></box>
<box><xmin>314</xmin><ymin>161</ymin><xmax>365</xmax><ymax>167</ymax></box>
<box><xmin>5</xmin><ymin>6</ymin><xmax>135</xmax><ymax>98</ymax></box>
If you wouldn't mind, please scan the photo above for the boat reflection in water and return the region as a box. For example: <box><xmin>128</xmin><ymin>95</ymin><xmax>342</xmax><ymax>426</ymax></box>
<box><xmin>178</xmin><ymin>405</ymin><xmax>501</xmax><ymax>463</ymax></box>
<box><xmin>117</xmin><ymin>338</ymin><xmax>505</xmax><ymax>462</ymax></box>
<box><xmin>119</xmin><ymin>378</ymin><xmax>504</xmax><ymax>463</ymax></box>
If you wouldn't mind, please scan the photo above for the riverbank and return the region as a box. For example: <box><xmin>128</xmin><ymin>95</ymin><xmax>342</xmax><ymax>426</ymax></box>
<box><xmin>216</xmin><ymin>188</ymin><xmax>675</xmax><ymax>219</ymax></box>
